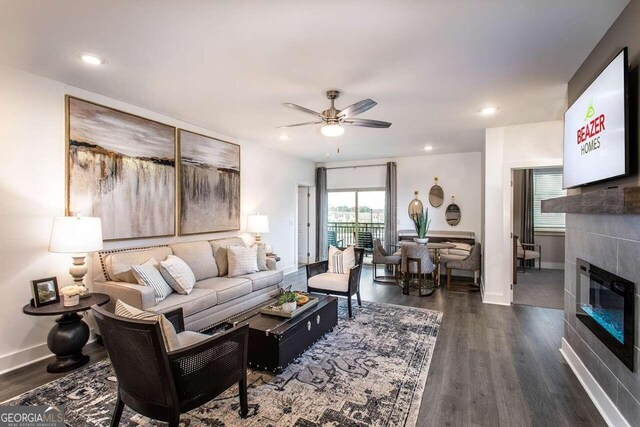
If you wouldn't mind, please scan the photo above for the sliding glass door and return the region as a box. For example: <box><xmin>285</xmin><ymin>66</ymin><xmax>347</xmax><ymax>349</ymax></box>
<box><xmin>328</xmin><ymin>189</ymin><xmax>385</xmax><ymax>261</ymax></box>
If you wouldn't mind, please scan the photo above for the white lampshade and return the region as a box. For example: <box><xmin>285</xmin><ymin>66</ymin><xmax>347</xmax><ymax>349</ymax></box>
<box><xmin>246</xmin><ymin>214</ymin><xmax>269</xmax><ymax>233</ymax></box>
<box><xmin>49</xmin><ymin>216</ymin><xmax>104</xmax><ymax>254</ymax></box>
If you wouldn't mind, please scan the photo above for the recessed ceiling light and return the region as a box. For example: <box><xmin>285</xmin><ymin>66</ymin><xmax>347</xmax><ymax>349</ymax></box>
<box><xmin>79</xmin><ymin>53</ymin><xmax>104</xmax><ymax>66</ymax></box>
<box><xmin>424</xmin><ymin>145</ymin><xmax>433</xmax><ymax>151</ymax></box>
<box><xmin>279</xmin><ymin>134</ymin><xmax>289</xmax><ymax>141</ymax></box>
<box><xmin>479</xmin><ymin>106</ymin><xmax>498</xmax><ymax>116</ymax></box>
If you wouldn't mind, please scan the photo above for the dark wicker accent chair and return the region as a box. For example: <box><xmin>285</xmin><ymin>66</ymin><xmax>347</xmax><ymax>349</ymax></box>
<box><xmin>92</xmin><ymin>305</ymin><xmax>249</xmax><ymax>427</ymax></box>
<box><xmin>306</xmin><ymin>247</ymin><xmax>364</xmax><ymax>318</ymax></box>
<box><xmin>356</xmin><ymin>231</ymin><xmax>374</xmax><ymax>256</ymax></box>
<box><xmin>327</xmin><ymin>230</ymin><xmax>343</xmax><ymax>248</ymax></box>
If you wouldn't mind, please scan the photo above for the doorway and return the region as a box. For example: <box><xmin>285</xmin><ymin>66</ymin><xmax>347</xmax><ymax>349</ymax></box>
<box><xmin>511</xmin><ymin>167</ymin><xmax>566</xmax><ymax>310</ymax></box>
<box><xmin>297</xmin><ymin>186</ymin><xmax>316</xmax><ymax>265</ymax></box>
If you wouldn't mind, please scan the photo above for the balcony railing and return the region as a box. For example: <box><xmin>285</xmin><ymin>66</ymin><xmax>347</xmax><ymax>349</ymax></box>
<box><xmin>328</xmin><ymin>222</ymin><xmax>385</xmax><ymax>247</ymax></box>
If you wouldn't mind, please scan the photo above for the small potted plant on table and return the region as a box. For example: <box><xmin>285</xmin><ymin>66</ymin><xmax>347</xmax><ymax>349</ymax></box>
<box><xmin>278</xmin><ymin>290</ymin><xmax>299</xmax><ymax>313</ymax></box>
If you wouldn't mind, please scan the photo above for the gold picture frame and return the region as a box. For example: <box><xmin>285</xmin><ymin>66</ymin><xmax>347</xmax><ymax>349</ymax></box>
<box><xmin>65</xmin><ymin>95</ymin><xmax>177</xmax><ymax>241</ymax></box>
<box><xmin>177</xmin><ymin>129</ymin><xmax>241</xmax><ymax>236</ymax></box>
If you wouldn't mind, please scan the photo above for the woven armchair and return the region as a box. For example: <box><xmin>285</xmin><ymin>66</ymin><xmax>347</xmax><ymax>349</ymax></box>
<box><xmin>306</xmin><ymin>248</ymin><xmax>364</xmax><ymax>318</ymax></box>
<box><xmin>92</xmin><ymin>305</ymin><xmax>249</xmax><ymax>427</ymax></box>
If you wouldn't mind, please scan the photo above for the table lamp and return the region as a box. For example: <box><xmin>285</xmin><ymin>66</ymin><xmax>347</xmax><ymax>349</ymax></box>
<box><xmin>246</xmin><ymin>214</ymin><xmax>269</xmax><ymax>244</ymax></box>
<box><xmin>49</xmin><ymin>216</ymin><xmax>103</xmax><ymax>295</ymax></box>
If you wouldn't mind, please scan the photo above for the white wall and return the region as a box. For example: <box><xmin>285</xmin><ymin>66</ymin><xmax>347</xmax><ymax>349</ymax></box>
<box><xmin>0</xmin><ymin>65</ymin><xmax>315</xmax><ymax>373</ymax></box>
<box><xmin>483</xmin><ymin>120</ymin><xmax>563</xmax><ymax>305</ymax></box>
<box><xmin>322</xmin><ymin>151</ymin><xmax>483</xmax><ymax>240</ymax></box>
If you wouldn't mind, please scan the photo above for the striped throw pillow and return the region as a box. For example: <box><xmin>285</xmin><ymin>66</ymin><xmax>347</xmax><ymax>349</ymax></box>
<box><xmin>131</xmin><ymin>257</ymin><xmax>173</xmax><ymax>304</ymax></box>
<box><xmin>160</xmin><ymin>255</ymin><xmax>196</xmax><ymax>295</ymax></box>
<box><xmin>114</xmin><ymin>300</ymin><xmax>179</xmax><ymax>351</ymax></box>
<box><xmin>328</xmin><ymin>245</ymin><xmax>356</xmax><ymax>274</ymax></box>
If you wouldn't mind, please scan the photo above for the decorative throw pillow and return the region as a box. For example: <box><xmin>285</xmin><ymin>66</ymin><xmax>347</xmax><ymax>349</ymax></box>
<box><xmin>210</xmin><ymin>238</ymin><xmax>246</xmax><ymax>276</ymax></box>
<box><xmin>256</xmin><ymin>243</ymin><xmax>269</xmax><ymax>271</ymax></box>
<box><xmin>131</xmin><ymin>257</ymin><xmax>173</xmax><ymax>304</ymax></box>
<box><xmin>328</xmin><ymin>245</ymin><xmax>356</xmax><ymax>274</ymax></box>
<box><xmin>160</xmin><ymin>255</ymin><xmax>196</xmax><ymax>295</ymax></box>
<box><xmin>115</xmin><ymin>300</ymin><xmax>179</xmax><ymax>351</ymax></box>
<box><xmin>227</xmin><ymin>245</ymin><xmax>259</xmax><ymax>277</ymax></box>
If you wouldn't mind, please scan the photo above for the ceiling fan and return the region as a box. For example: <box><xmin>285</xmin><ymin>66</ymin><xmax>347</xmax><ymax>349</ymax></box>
<box><xmin>279</xmin><ymin>90</ymin><xmax>392</xmax><ymax>137</ymax></box>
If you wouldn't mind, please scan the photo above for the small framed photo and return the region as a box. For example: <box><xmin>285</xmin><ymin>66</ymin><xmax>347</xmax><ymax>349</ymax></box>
<box><xmin>31</xmin><ymin>277</ymin><xmax>60</xmax><ymax>307</ymax></box>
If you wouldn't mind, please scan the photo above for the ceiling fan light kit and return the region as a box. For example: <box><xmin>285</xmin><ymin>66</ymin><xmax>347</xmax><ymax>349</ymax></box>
<box><xmin>321</xmin><ymin>123</ymin><xmax>344</xmax><ymax>137</ymax></box>
<box><xmin>280</xmin><ymin>90</ymin><xmax>392</xmax><ymax>137</ymax></box>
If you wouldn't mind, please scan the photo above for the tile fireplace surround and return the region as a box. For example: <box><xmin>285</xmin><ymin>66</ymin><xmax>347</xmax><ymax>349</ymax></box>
<box><xmin>564</xmin><ymin>213</ymin><xmax>640</xmax><ymax>423</ymax></box>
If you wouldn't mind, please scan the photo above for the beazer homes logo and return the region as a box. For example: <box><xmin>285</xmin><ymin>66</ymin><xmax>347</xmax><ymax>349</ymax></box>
<box><xmin>576</xmin><ymin>99</ymin><xmax>605</xmax><ymax>156</ymax></box>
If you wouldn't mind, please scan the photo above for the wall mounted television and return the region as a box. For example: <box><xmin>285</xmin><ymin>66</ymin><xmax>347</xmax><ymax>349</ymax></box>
<box><xmin>563</xmin><ymin>47</ymin><xmax>629</xmax><ymax>189</ymax></box>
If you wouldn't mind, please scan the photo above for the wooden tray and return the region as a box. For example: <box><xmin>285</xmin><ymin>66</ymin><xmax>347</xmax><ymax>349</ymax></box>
<box><xmin>260</xmin><ymin>295</ymin><xmax>319</xmax><ymax>318</ymax></box>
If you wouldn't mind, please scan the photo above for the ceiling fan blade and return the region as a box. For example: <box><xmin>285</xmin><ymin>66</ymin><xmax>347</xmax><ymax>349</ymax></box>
<box><xmin>283</xmin><ymin>103</ymin><xmax>324</xmax><ymax>118</ymax></box>
<box><xmin>277</xmin><ymin>121</ymin><xmax>323</xmax><ymax>128</ymax></box>
<box><xmin>337</xmin><ymin>99</ymin><xmax>377</xmax><ymax>118</ymax></box>
<box><xmin>343</xmin><ymin>118</ymin><xmax>392</xmax><ymax>128</ymax></box>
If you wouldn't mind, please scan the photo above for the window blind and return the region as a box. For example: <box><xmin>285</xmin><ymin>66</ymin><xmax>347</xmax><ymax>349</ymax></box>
<box><xmin>533</xmin><ymin>168</ymin><xmax>566</xmax><ymax>231</ymax></box>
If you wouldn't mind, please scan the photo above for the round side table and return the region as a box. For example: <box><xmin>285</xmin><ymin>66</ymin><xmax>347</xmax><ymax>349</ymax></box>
<box><xmin>23</xmin><ymin>293</ymin><xmax>110</xmax><ymax>373</ymax></box>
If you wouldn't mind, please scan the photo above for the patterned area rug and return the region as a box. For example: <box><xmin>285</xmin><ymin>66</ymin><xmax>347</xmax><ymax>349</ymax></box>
<box><xmin>5</xmin><ymin>300</ymin><xmax>442</xmax><ymax>427</ymax></box>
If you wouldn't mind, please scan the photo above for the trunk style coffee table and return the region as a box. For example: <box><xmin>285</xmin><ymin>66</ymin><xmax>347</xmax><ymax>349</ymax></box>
<box><xmin>224</xmin><ymin>294</ymin><xmax>338</xmax><ymax>373</ymax></box>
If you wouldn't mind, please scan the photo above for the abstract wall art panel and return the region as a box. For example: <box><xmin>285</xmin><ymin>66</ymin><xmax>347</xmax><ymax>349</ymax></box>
<box><xmin>66</xmin><ymin>96</ymin><xmax>176</xmax><ymax>240</ymax></box>
<box><xmin>178</xmin><ymin>129</ymin><xmax>240</xmax><ymax>235</ymax></box>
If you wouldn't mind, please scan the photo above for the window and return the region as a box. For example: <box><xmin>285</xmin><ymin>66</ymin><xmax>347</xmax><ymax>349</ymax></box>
<box><xmin>327</xmin><ymin>190</ymin><xmax>385</xmax><ymax>249</ymax></box>
<box><xmin>533</xmin><ymin>168</ymin><xmax>566</xmax><ymax>232</ymax></box>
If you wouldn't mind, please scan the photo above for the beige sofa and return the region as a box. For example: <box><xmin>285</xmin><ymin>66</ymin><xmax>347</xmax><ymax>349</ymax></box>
<box><xmin>93</xmin><ymin>237</ymin><xmax>282</xmax><ymax>331</ymax></box>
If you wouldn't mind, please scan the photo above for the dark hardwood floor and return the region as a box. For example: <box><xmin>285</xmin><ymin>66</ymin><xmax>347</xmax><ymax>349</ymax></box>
<box><xmin>1</xmin><ymin>266</ymin><xmax>605</xmax><ymax>426</ymax></box>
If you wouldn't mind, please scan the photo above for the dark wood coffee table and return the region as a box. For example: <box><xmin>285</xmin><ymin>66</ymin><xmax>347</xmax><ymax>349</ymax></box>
<box><xmin>224</xmin><ymin>294</ymin><xmax>338</xmax><ymax>373</ymax></box>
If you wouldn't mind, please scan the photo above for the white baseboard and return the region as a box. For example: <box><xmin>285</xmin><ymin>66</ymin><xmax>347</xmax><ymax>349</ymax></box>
<box><xmin>0</xmin><ymin>342</ymin><xmax>52</xmax><ymax>376</ymax></box>
<box><xmin>0</xmin><ymin>333</ymin><xmax>98</xmax><ymax>376</ymax></box>
<box><xmin>283</xmin><ymin>265</ymin><xmax>299</xmax><ymax>275</ymax></box>
<box><xmin>560</xmin><ymin>338</ymin><xmax>630</xmax><ymax>427</ymax></box>
<box><xmin>541</xmin><ymin>261</ymin><xmax>565</xmax><ymax>270</ymax></box>
<box><xmin>482</xmin><ymin>291</ymin><xmax>510</xmax><ymax>306</ymax></box>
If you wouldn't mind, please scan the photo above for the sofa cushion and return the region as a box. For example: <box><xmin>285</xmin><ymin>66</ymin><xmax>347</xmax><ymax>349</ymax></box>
<box><xmin>195</xmin><ymin>277</ymin><xmax>252</xmax><ymax>304</ymax></box>
<box><xmin>151</xmin><ymin>288</ymin><xmax>217</xmax><ymax>317</ymax></box>
<box><xmin>239</xmin><ymin>270</ymin><xmax>284</xmax><ymax>292</ymax></box>
<box><xmin>308</xmin><ymin>272</ymin><xmax>349</xmax><ymax>293</ymax></box>
<box><xmin>169</xmin><ymin>241</ymin><xmax>218</xmax><ymax>281</ymax></box>
<box><xmin>107</xmin><ymin>246</ymin><xmax>173</xmax><ymax>283</ymax></box>
<box><xmin>115</xmin><ymin>300</ymin><xmax>179</xmax><ymax>351</ymax></box>
<box><xmin>210</xmin><ymin>238</ymin><xmax>245</xmax><ymax>276</ymax></box>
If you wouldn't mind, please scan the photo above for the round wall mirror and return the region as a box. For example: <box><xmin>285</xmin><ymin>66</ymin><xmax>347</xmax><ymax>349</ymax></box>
<box><xmin>445</xmin><ymin>196</ymin><xmax>461</xmax><ymax>226</ymax></box>
<box><xmin>408</xmin><ymin>191</ymin><xmax>424</xmax><ymax>219</ymax></box>
<box><xmin>428</xmin><ymin>178</ymin><xmax>444</xmax><ymax>207</ymax></box>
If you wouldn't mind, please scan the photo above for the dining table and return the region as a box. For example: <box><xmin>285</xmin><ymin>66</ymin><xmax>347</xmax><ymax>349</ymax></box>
<box><xmin>390</xmin><ymin>241</ymin><xmax>457</xmax><ymax>288</ymax></box>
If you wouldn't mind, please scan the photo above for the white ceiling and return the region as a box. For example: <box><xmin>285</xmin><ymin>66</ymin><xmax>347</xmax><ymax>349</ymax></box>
<box><xmin>0</xmin><ymin>0</ymin><xmax>629</xmax><ymax>162</ymax></box>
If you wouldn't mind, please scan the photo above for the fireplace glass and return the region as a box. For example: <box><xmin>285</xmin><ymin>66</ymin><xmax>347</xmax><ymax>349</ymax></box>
<box><xmin>576</xmin><ymin>259</ymin><xmax>635</xmax><ymax>371</ymax></box>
